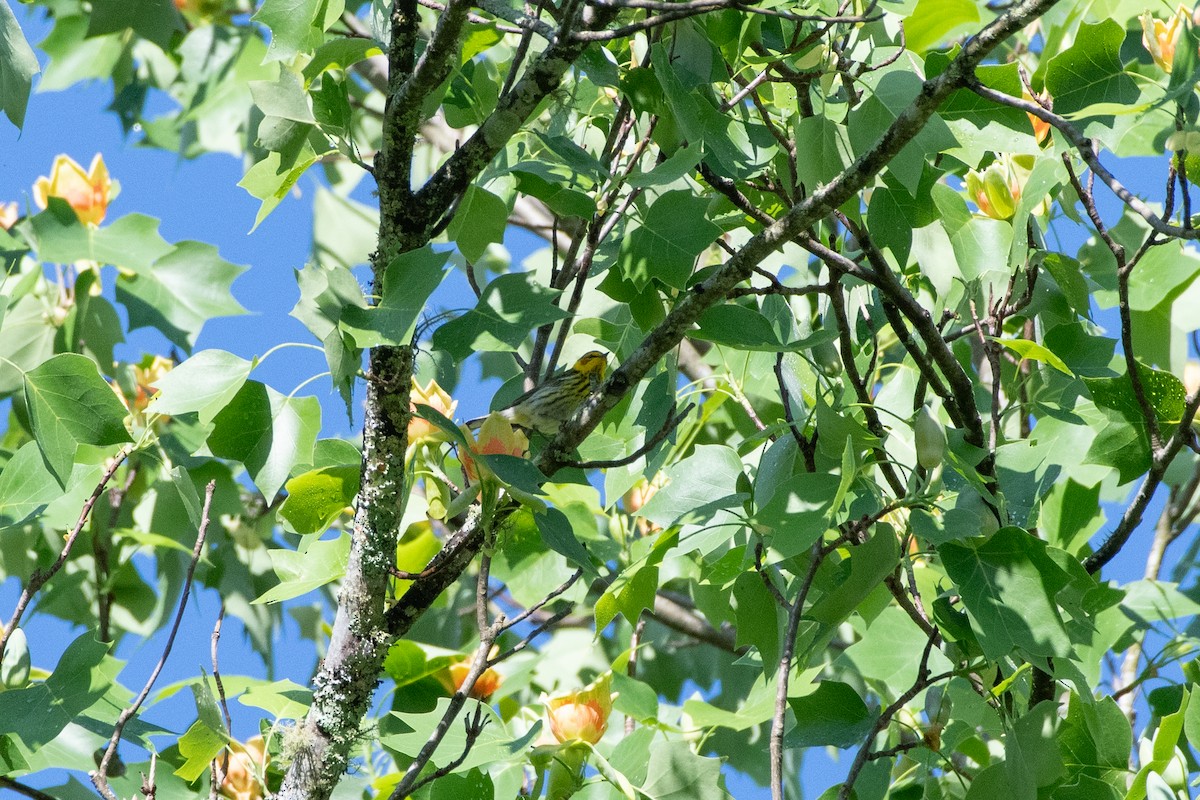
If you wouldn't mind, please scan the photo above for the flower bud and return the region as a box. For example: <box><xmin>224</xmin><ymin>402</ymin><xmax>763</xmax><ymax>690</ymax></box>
<box><xmin>546</xmin><ymin>673</ymin><xmax>615</xmax><ymax>745</ymax></box>
<box><xmin>913</xmin><ymin>406</ymin><xmax>947</xmax><ymax>470</ymax></box>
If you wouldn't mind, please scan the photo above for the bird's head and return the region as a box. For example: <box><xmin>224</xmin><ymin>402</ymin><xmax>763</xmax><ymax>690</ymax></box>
<box><xmin>573</xmin><ymin>351</ymin><xmax>608</xmax><ymax>381</ymax></box>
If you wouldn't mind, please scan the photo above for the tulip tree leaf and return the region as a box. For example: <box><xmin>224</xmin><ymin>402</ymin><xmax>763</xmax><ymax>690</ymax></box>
<box><xmin>0</xmin><ymin>0</ymin><xmax>38</xmax><ymax>129</ymax></box>
<box><xmin>207</xmin><ymin>380</ymin><xmax>321</xmax><ymax>501</ymax></box>
<box><xmin>990</xmin><ymin>337</ymin><xmax>1072</xmax><ymax>375</ymax></box>
<box><xmin>432</xmin><ymin>272</ymin><xmax>568</xmax><ymax>360</ymax></box>
<box><xmin>116</xmin><ymin>241</ymin><xmax>249</xmax><ymax>352</ymax></box>
<box><xmin>253</xmin><ymin>534</ymin><xmax>351</xmax><ymax>604</ymax></box>
<box><xmin>340</xmin><ymin>247</ymin><xmax>450</xmax><ymax>347</ymax></box>
<box><xmin>278</xmin><ymin>465</ymin><xmax>360</xmax><ymax>534</ymax></box>
<box><xmin>26</xmin><ymin>206</ymin><xmax>174</xmax><ymax>273</ymax></box>
<box><xmin>252</xmin><ymin>0</ymin><xmax>344</xmax><ymax>63</ymax></box>
<box><xmin>24</xmin><ymin>354</ymin><xmax>132</xmax><ymax>486</ymax></box>
<box><xmin>147</xmin><ymin>349</ymin><xmax>255</xmax><ymax>425</ymax></box>
<box><xmin>0</xmin><ymin>441</ymin><xmax>64</xmax><ymax>528</ymax></box>
<box><xmin>0</xmin><ymin>633</ymin><xmax>115</xmax><ymax>750</ymax></box>
<box><xmin>1045</xmin><ymin>20</ymin><xmax>1138</xmax><ymax>118</ymax></box>
<box><xmin>639</xmin><ymin>742</ymin><xmax>734</xmax><ymax>800</ymax></box>
<box><xmin>938</xmin><ymin>527</ymin><xmax>1073</xmax><ymax>660</ymax></box>
<box><xmin>446</xmin><ymin>185</ymin><xmax>509</xmax><ymax>263</ymax></box>
<box><xmin>903</xmin><ymin>0</ymin><xmax>980</xmax><ymax>54</ymax></box>
<box><xmin>785</xmin><ymin>681</ymin><xmax>877</xmax><ymax>748</ymax></box>
<box><xmin>807</xmin><ymin>527</ymin><xmax>900</xmax><ymax>626</ymax></box>
<box><xmin>619</xmin><ymin>189</ymin><xmax>722</xmax><ymax>289</ymax></box>
<box><xmin>86</xmin><ymin>0</ymin><xmax>185</xmax><ymax>49</ymax></box>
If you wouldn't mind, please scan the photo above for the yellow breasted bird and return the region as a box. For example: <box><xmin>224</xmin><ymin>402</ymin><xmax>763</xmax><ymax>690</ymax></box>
<box><xmin>468</xmin><ymin>351</ymin><xmax>608</xmax><ymax>435</ymax></box>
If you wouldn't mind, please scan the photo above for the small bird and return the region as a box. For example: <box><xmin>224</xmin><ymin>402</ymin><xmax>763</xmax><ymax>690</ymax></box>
<box><xmin>468</xmin><ymin>351</ymin><xmax>609</xmax><ymax>435</ymax></box>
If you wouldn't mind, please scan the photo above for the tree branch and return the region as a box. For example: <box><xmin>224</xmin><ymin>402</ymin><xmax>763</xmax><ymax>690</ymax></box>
<box><xmin>92</xmin><ymin>481</ymin><xmax>216</xmax><ymax>800</ymax></box>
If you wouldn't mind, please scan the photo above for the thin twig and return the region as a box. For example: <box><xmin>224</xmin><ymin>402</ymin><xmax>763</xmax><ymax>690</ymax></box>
<box><xmin>210</xmin><ymin>604</ymin><xmax>232</xmax><ymax>788</ymax></box>
<box><xmin>499</xmin><ymin>569</ymin><xmax>583</xmax><ymax>631</ymax></box>
<box><xmin>771</xmin><ymin>542</ymin><xmax>827</xmax><ymax>800</ymax></box>
<box><xmin>92</xmin><ymin>481</ymin><xmax>217</xmax><ymax>800</ymax></box>
<box><xmin>568</xmin><ymin>403</ymin><xmax>693</xmax><ymax>469</ymax></box>
<box><xmin>966</xmin><ymin>79</ymin><xmax>1200</xmax><ymax>240</ymax></box>
<box><xmin>0</xmin><ymin>777</ymin><xmax>57</xmax><ymax>800</ymax></box>
<box><xmin>625</xmin><ymin>615</ymin><xmax>646</xmax><ymax>735</ymax></box>
<box><xmin>390</xmin><ymin>633</ymin><xmax>498</xmax><ymax>799</ymax></box>
<box><xmin>0</xmin><ymin>446</ymin><xmax>132</xmax><ymax>660</ymax></box>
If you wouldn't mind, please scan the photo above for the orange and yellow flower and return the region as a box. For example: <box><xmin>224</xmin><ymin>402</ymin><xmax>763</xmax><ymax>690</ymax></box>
<box><xmin>1142</xmin><ymin>6</ymin><xmax>1189</xmax><ymax>73</ymax></box>
<box><xmin>545</xmin><ymin>673</ymin><xmax>614</xmax><ymax>745</ymax></box>
<box><xmin>218</xmin><ymin>737</ymin><xmax>269</xmax><ymax>800</ymax></box>
<box><xmin>1023</xmin><ymin>89</ymin><xmax>1052</xmax><ymax>145</ymax></box>
<box><xmin>459</xmin><ymin>413</ymin><xmax>529</xmax><ymax>483</ymax></box>
<box><xmin>408</xmin><ymin>378</ymin><xmax>457</xmax><ymax>445</ymax></box>
<box><xmin>436</xmin><ymin>660</ymin><xmax>503</xmax><ymax>700</ymax></box>
<box><xmin>33</xmin><ymin>154</ymin><xmax>114</xmax><ymax>226</ymax></box>
<box><xmin>0</xmin><ymin>202</ymin><xmax>17</xmax><ymax>230</ymax></box>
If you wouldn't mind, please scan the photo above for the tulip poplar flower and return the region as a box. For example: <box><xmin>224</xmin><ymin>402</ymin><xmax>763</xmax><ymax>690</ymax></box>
<box><xmin>33</xmin><ymin>153</ymin><xmax>115</xmax><ymax>226</ymax></box>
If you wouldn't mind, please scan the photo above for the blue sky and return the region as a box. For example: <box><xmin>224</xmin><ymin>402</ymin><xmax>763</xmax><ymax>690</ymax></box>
<box><xmin>1</xmin><ymin>5</ymin><xmax>1195</xmax><ymax>799</ymax></box>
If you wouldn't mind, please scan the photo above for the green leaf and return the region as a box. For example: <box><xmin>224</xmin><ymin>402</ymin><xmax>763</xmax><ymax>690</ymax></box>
<box><xmin>207</xmin><ymin>380</ymin><xmax>321</xmax><ymax>501</ymax></box>
<box><xmin>794</xmin><ymin>115</ymin><xmax>853</xmax><ymax>187</ymax></box>
<box><xmin>312</xmin><ymin>188</ymin><xmax>378</xmax><ymax>270</ymax></box>
<box><xmin>734</xmin><ymin>571</ymin><xmax>783</xmax><ymax>668</ymax></box>
<box><xmin>1045</xmin><ymin>20</ymin><xmax>1138</xmax><ymax>118</ymax></box>
<box><xmin>639</xmin><ymin>741</ymin><xmax>733</xmax><ymax>800</ymax></box>
<box><xmin>26</xmin><ymin>207</ymin><xmax>173</xmax><ymax>273</ymax></box>
<box><xmin>785</xmin><ymin>681</ymin><xmax>876</xmax><ymax>748</ymax></box>
<box><xmin>174</xmin><ymin>717</ymin><xmax>227</xmax><ymax>781</ymax></box>
<box><xmin>86</xmin><ymin>0</ymin><xmax>184</xmax><ymax>49</ymax></box>
<box><xmin>0</xmin><ymin>634</ymin><xmax>113</xmax><ymax>750</ymax></box>
<box><xmin>252</xmin><ymin>0</ymin><xmax>345</xmax><ymax>63</ymax></box>
<box><xmin>37</xmin><ymin>15</ymin><xmax>124</xmax><ymax>92</ymax></box>
<box><xmin>752</xmin><ymin>473</ymin><xmax>843</xmax><ymax>559</ymax></box>
<box><xmin>693</xmin><ymin>304</ymin><xmax>839</xmax><ymax>353</ymax></box>
<box><xmin>291</xmin><ymin>260</ymin><xmax>369</xmax><ymax>340</ymax></box>
<box><xmin>24</xmin><ymin>354</ymin><xmax>132</xmax><ymax>486</ymax></box>
<box><xmin>238</xmin><ymin>679</ymin><xmax>312</xmax><ymax>719</ymax></box>
<box><xmin>147</xmin><ymin>349</ymin><xmax>254</xmax><ymax>425</ymax></box>
<box><xmin>253</xmin><ymin>533</ymin><xmax>351</xmax><ymax>604</ymax></box>
<box><xmin>380</xmin><ymin>700</ymin><xmax>538</xmax><ymax>773</ymax></box>
<box><xmin>302</xmin><ymin>37</ymin><xmax>383</xmax><ymax>83</ymax></box>
<box><xmin>446</xmin><ymin>185</ymin><xmax>509</xmax><ymax>263</ymax></box>
<box><xmin>1058</xmin><ymin>694</ymin><xmax>1130</xmax><ymax>791</ymax></box>
<box><xmin>340</xmin><ymin>247</ymin><xmax>449</xmax><ymax>347</ymax></box>
<box><xmin>650</xmin><ymin>44</ymin><xmax>766</xmax><ymax>180</ymax></box>
<box><xmin>239</xmin><ymin>146</ymin><xmax>330</xmax><ymax>230</ymax></box>
<box><xmin>533</xmin><ymin>506</ymin><xmax>596</xmax><ymax>576</ymax></box>
<box><xmin>808</xmin><ymin>527</ymin><xmax>899</xmax><ymax>625</ymax></box>
<box><xmin>0</xmin><ymin>441</ymin><xmax>65</xmax><ymax>528</ymax></box>
<box><xmin>428</xmin><ymin>770</ymin><xmax>495</xmax><ymax>800</ymax></box>
<box><xmin>1086</xmin><ymin>363</ymin><xmax>1185</xmax><ymax>425</ymax></box>
<box><xmin>249</xmin><ymin>69</ymin><xmax>316</xmax><ymax>123</ymax></box>
<box><xmin>279</xmin><ymin>465</ymin><xmax>359</xmax><ymax>534</ymax></box>
<box><xmin>639</xmin><ymin>444</ymin><xmax>746</xmax><ymax>529</ymax></box>
<box><xmin>938</xmin><ymin>527</ymin><xmax>1073</xmax><ymax>660</ymax></box>
<box><xmin>904</xmin><ymin>0</ymin><xmax>980</xmax><ymax>54</ymax></box>
<box><xmin>990</xmin><ymin>338</ymin><xmax>1072</xmax><ymax>375</ymax></box>
<box><xmin>116</xmin><ymin>241</ymin><xmax>249</xmax><ymax>352</ymax></box>
<box><xmin>432</xmin><ymin>272</ymin><xmax>568</xmax><ymax>360</ymax></box>
<box><xmin>0</xmin><ymin>0</ymin><xmax>39</xmax><ymax>129</ymax></box>
<box><xmin>619</xmin><ymin>190</ymin><xmax>722</xmax><ymax>289</ymax></box>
